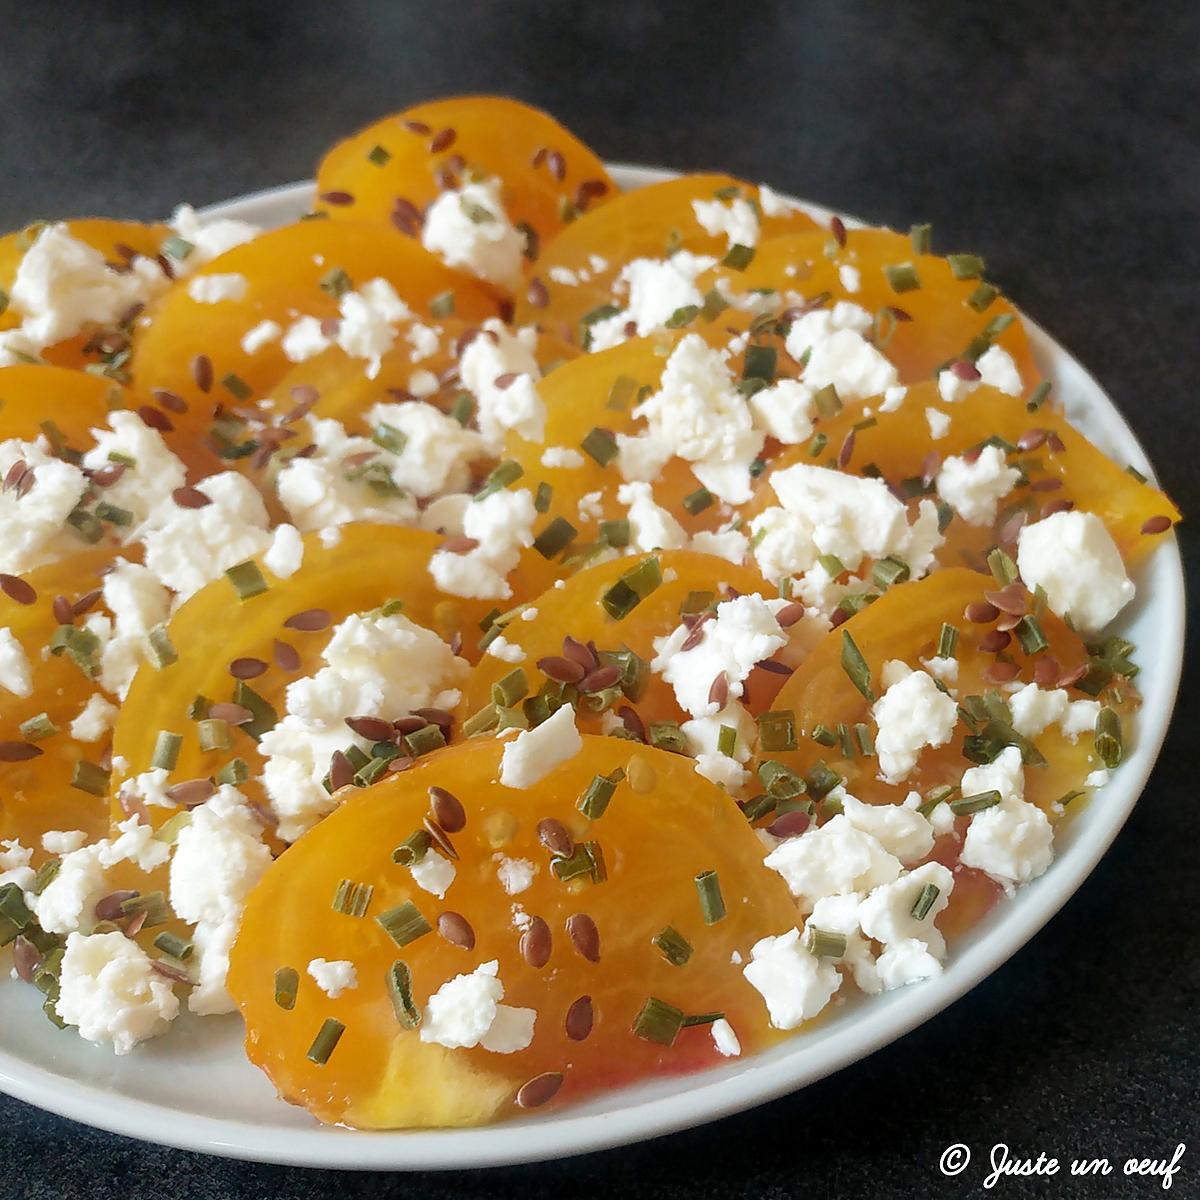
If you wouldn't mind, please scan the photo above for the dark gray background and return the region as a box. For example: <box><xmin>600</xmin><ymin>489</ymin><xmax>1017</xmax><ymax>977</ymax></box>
<box><xmin>1</xmin><ymin>2</ymin><xmax>1196</xmax><ymax>1197</ymax></box>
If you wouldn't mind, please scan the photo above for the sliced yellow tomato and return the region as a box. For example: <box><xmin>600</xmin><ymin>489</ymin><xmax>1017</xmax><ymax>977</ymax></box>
<box><xmin>0</xmin><ymin>549</ymin><xmax>119</xmax><ymax>847</ymax></box>
<box><xmin>109</xmin><ymin>524</ymin><xmax>547</xmax><ymax>824</ymax></box>
<box><xmin>698</xmin><ymin>228</ymin><xmax>1039</xmax><ymax>387</ymax></box>
<box><xmin>129</xmin><ymin>221</ymin><xmax>499</xmax><ymax>449</ymax></box>
<box><xmin>0</xmin><ymin>365</ymin><xmax>127</xmax><ymax>447</ymax></box>
<box><xmin>314</xmin><ymin>96</ymin><xmax>615</xmax><ymax>268</ymax></box>
<box><xmin>458</xmin><ymin>550</ymin><xmax>782</xmax><ymax>737</ymax></box>
<box><xmin>228</xmin><ymin>735</ymin><xmax>799</xmax><ymax>1128</ymax></box>
<box><xmin>514</xmin><ymin>174</ymin><xmax>818</xmax><ymax>334</ymax></box>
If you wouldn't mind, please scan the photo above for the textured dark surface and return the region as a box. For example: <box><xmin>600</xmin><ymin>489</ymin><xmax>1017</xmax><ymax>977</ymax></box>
<box><xmin>1</xmin><ymin>1</ymin><xmax>1197</xmax><ymax>1197</ymax></box>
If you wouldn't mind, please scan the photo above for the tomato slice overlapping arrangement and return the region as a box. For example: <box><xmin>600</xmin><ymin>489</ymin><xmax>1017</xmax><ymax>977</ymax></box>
<box><xmin>0</xmin><ymin>94</ymin><xmax>1180</xmax><ymax>1130</ymax></box>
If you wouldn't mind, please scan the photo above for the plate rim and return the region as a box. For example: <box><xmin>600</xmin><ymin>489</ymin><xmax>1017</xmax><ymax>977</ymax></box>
<box><xmin>0</xmin><ymin>165</ymin><xmax>1184</xmax><ymax>1170</ymax></box>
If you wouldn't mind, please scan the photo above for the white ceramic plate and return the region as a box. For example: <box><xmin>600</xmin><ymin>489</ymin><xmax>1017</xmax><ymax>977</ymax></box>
<box><xmin>0</xmin><ymin>167</ymin><xmax>1183</xmax><ymax>1169</ymax></box>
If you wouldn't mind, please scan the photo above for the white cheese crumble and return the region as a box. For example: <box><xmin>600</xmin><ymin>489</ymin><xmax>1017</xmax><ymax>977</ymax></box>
<box><xmin>839</xmin><ymin>790</ymin><xmax>935</xmax><ymax>865</ymax></box>
<box><xmin>838</xmin><ymin>264</ymin><xmax>862</xmax><ymax>293</ymax></box>
<box><xmin>495</xmin><ymin>856</ymin><xmax>536</xmax><ymax>895</ymax></box>
<box><xmin>365</xmin><ymin>400</ymin><xmax>486</xmax><ymax>497</ymax></box>
<box><xmin>168</xmin><ymin>204</ymin><xmax>259</xmax><ymax>271</ymax></box>
<box><xmin>81</xmin><ymin>410</ymin><xmax>188</xmax><ymax>534</ymax></box>
<box><xmin>871</xmin><ymin>662</ymin><xmax>959</xmax><ymax>783</ymax></box>
<box><xmin>410</xmin><ymin>852</ymin><xmax>457</xmax><ymax>898</ymax></box>
<box><xmin>55</xmin><ymin>930</ymin><xmax>179</xmax><ymax>1054</ymax></box>
<box><xmin>186</xmin><ymin>272</ymin><xmax>248</xmax><ymax>304</ymax></box>
<box><xmin>281</xmin><ymin>278</ymin><xmax>413</xmax><ymax>378</ymax></box>
<box><xmin>458</xmin><ymin>320</ymin><xmax>546</xmax><ymax>452</ymax></box>
<box><xmin>307</xmin><ymin>958</ymin><xmax>358</xmax><ymax>999</ymax></box>
<box><xmin>784</xmin><ymin>301</ymin><xmax>899</xmax><ymax>402</ymax></box>
<box><xmin>428</xmin><ymin>487</ymin><xmax>537</xmax><ymax>600</ymax></box>
<box><xmin>0</xmin><ymin>628</ymin><xmax>32</xmax><ymax>698</ymax></box>
<box><xmin>935</xmin><ymin>444</ymin><xmax>1021</xmax><ymax>526</ymax></box>
<box><xmin>42</xmin><ymin>829</ymin><xmax>87</xmax><ymax>855</ymax></box>
<box><xmin>617</xmin><ymin>481</ymin><xmax>688</xmax><ymax>552</ymax></box>
<box><xmin>711</xmin><ymin>1017</ymin><xmax>742</xmax><ymax>1056</ymax></box>
<box><xmin>241</xmin><ymin>319</ymin><xmax>281</xmax><ymax>354</ymax></box>
<box><xmin>421</xmin><ymin>178</ymin><xmax>525</xmax><ymax>290</ymax></box>
<box><xmin>925</xmin><ymin>407</ymin><xmax>951</xmax><ymax>440</ymax></box>
<box><xmin>692</xmin><ymin>196</ymin><xmax>760</xmax><ymax>249</ymax></box>
<box><xmin>0</xmin><ymin>437</ymin><xmax>88</xmax><ymax>573</ymax></box>
<box><xmin>541</xmin><ymin>446</ymin><xmax>585</xmax><ymax>470</ymax></box>
<box><xmin>419</xmin><ymin>960</ymin><xmax>535</xmax><ymax>1053</ymax></box>
<box><xmin>858</xmin><ymin>861</ymin><xmax>954</xmax><ymax>959</ymax></box>
<box><xmin>681</xmin><ymin>701</ymin><xmax>757</xmax><ymax>792</ymax></box>
<box><xmin>589</xmin><ymin>252</ymin><xmax>717</xmax><ymax>351</ymax></box>
<box><xmin>486</xmin><ymin>635</ymin><xmax>525</xmax><ymax>663</ymax></box>
<box><xmin>82</xmin><ymin>558</ymin><xmax>171</xmax><ymax>699</ymax></box>
<box><xmin>499</xmin><ymin>703</ymin><xmax>582</xmax><ymax>789</ymax></box>
<box><xmin>264</xmin><ymin>523</ymin><xmax>304</xmax><ymax>579</ymax></box>
<box><xmin>743</xmin><ymin>928</ymin><xmax>842</xmax><ymax>1028</ymax></box>
<box><xmin>938</xmin><ymin>345</ymin><xmax>1023</xmax><ymax>404</ymax></box>
<box><xmin>748</xmin><ymin>377</ymin><xmax>817</xmax><ymax>444</ymax></box>
<box><xmin>1017</xmin><ymin>510</ymin><xmax>1135</xmax><ymax>635</ymax></box>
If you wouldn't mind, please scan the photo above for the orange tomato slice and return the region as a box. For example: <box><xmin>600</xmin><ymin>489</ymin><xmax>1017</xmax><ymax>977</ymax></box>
<box><xmin>227</xmin><ymin>734</ymin><xmax>799</xmax><ymax>1128</ymax></box>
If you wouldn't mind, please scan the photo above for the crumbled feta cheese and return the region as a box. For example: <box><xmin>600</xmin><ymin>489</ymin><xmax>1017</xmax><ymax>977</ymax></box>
<box><xmin>81</xmin><ymin>411</ymin><xmax>188</xmax><ymax>534</ymax></box>
<box><xmin>1017</xmin><ymin>510</ymin><xmax>1135</xmax><ymax>635</ymax></box>
<box><xmin>281</xmin><ymin>316</ymin><xmax>331</xmax><ymax>363</ymax></box>
<box><xmin>925</xmin><ymin>407</ymin><xmax>951</xmax><ymax>440</ymax></box>
<box><xmin>808</xmin><ymin>892</ymin><xmax>880</xmax><ymax>994</ymax></box>
<box><xmin>141</xmin><ymin>472</ymin><xmax>271</xmax><ymax>600</ymax></box>
<box><xmin>576</xmin><ymin>491</ymin><xmax>604</xmax><ymax>524</ymax></box>
<box><xmin>55</xmin><ymin>930</ymin><xmax>179</xmax><ymax>1054</ymax></box>
<box><xmin>365</xmin><ymin>400</ymin><xmax>486</xmax><ymax>497</ymax></box>
<box><xmin>86</xmin><ymin>558</ymin><xmax>172</xmax><ymax>698</ymax></box>
<box><xmin>1060</xmin><ymin>699</ymin><xmax>1101</xmax><ymax>740</ymax></box>
<box><xmin>763</xmin><ymin>815</ymin><xmax>902</xmax><ymax>912</ymax></box>
<box><xmin>241</xmin><ymin>319</ymin><xmax>281</xmax><ymax>354</ymax></box>
<box><xmin>419</xmin><ymin>492</ymin><xmax>471</xmax><ymax>537</ymax></box>
<box><xmin>117</xmin><ymin>767</ymin><xmax>173</xmax><ymax>811</ymax></box>
<box><xmin>264</xmin><ymin>523</ymin><xmax>304</xmax><ymax>579</ymax></box>
<box><xmin>681</xmin><ymin>702</ymin><xmax>756</xmax><ymax>792</ymax></box>
<box><xmin>406</xmin><ymin>322</ymin><xmax>441</xmax><ymax>363</ymax></box>
<box><xmin>42</xmin><ymin>829</ymin><xmax>87</xmax><ymax>855</ymax></box>
<box><xmin>692</xmin><ymin>196</ymin><xmax>760</xmax><ymax>249</ymax></box>
<box><xmin>1008</xmin><ymin>682</ymin><xmax>1070</xmax><ymax>738</ymax></box>
<box><xmin>743</xmin><ymin>928</ymin><xmax>842</xmax><ymax>1028</ymax></box>
<box><xmin>858</xmin><ymin>861</ymin><xmax>954</xmax><ymax>958</ymax></box>
<box><xmin>617</xmin><ymin>481</ymin><xmax>688</xmax><ymax>552</ymax></box>
<box><xmin>336</xmin><ymin>278</ymin><xmax>412</xmax><ymax>378</ymax></box>
<box><xmin>0</xmin><ymin>628</ymin><xmax>32</xmax><ymax>698</ymax></box>
<box><xmin>784</xmin><ymin>301</ymin><xmax>898</xmax><ymax>402</ymax></box>
<box><xmin>169</xmin><ymin>204</ymin><xmax>259</xmax><ymax>271</ymax></box>
<box><xmin>652</xmin><ymin>594</ymin><xmax>787</xmax><ymax>718</ymax></box>
<box><xmin>500</xmin><ymin>704</ymin><xmax>582</xmax><ymax>789</ymax></box>
<box><xmin>876</xmin><ymin>938</ymin><xmax>946</xmax><ymax>989</ymax></box>
<box><xmin>592</xmin><ymin>252</ymin><xmax>717</xmax><ymax>351</ymax></box>
<box><xmin>259</xmin><ymin>611</ymin><xmax>469</xmax><ymax>841</ymax></box>
<box><xmin>409</xmin><ymin>851</ymin><xmax>456</xmax><ymax>897</ymax></box>
<box><xmin>689</xmin><ymin>528</ymin><xmax>750</xmax><ymax>565</ymax></box>
<box><xmin>879</xmin><ymin>385</ymin><xmax>907</xmax><ymax>412</ymax></box>
<box><xmin>32</xmin><ymin>843</ymin><xmax>110</xmax><ymax>934</ymax></box>
<box><xmin>486</xmin><ymin>635</ymin><xmax>525</xmax><ymax>663</ymax></box>
<box><xmin>757</xmin><ymin>185</ymin><xmax>797</xmax><ymax>218</ymax></box>
<box><xmin>1084</xmin><ymin>768</ymin><xmax>1110</xmax><ymax>788</ymax></box>
<box><xmin>748</xmin><ymin>377</ymin><xmax>817</xmax><ymax>444</ymax></box>
<box><xmin>0</xmin><ymin>438</ymin><xmax>88</xmax><ymax>573</ymax></box>
<box><xmin>541</xmin><ymin>445</ymin><xmax>585</xmax><ymax>470</ymax></box>
<box><xmin>67</xmin><ymin>694</ymin><xmax>116</xmax><ymax>744</ymax></box>
<box><xmin>838</xmin><ymin>264</ymin><xmax>862</xmax><ymax>293</ymax></box>
<box><xmin>937</xmin><ymin>345</ymin><xmax>1023</xmax><ymax>404</ymax></box>
<box><xmin>421</xmin><ymin>179</ymin><xmax>525</xmax><ymax>290</ymax></box>
<box><xmin>307</xmin><ymin>958</ymin><xmax>358</xmax><ymax>998</ymax></box>
<box><xmin>711</xmin><ymin>1017</ymin><xmax>742</xmax><ymax>1056</ymax></box>
<box><xmin>495</xmin><ymin>856</ymin><xmax>536</xmax><ymax>895</ymax></box>
<box><xmin>419</xmin><ymin>960</ymin><xmax>535</xmax><ymax>1052</ymax></box>
<box><xmin>618</xmin><ymin>335</ymin><xmax>763</xmax><ymax>505</ymax></box>
<box><xmin>920</xmin><ymin>653</ymin><xmax>959</xmax><ymax>688</ymax></box>
<box><xmin>428</xmin><ymin>487</ymin><xmax>537</xmax><ymax>600</ymax></box>
<box><xmin>839</xmin><ymin>790</ymin><xmax>935</xmax><ymax>865</ymax></box>
<box><xmin>457</xmin><ymin>319</ymin><xmax>546</xmax><ymax>452</ymax></box>
<box><xmin>936</xmin><ymin>444</ymin><xmax>1021</xmax><ymax>526</ymax></box>
<box><xmin>186</xmin><ymin>272</ymin><xmax>248</xmax><ymax>304</ymax></box>
<box><xmin>871</xmin><ymin>663</ymin><xmax>959</xmax><ymax>783</ymax></box>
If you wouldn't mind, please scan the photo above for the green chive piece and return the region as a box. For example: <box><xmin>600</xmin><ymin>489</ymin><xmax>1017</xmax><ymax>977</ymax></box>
<box><xmin>806</xmin><ymin>760</ymin><xmax>844</xmax><ymax>799</ymax></box>
<box><xmin>151</xmin><ymin>730</ymin><xmax>182</xmax><ymax>771</ymax></box>
<box><xmin>601</xmin><ymin>557</ymin><xmax>662</xmax><ymax>620</ymax></box>
<box><xmin>0</xmin><ymin>288</ymin><xmax>8</xmax><ymax>317</ymax></box>
<box><xmin>220</xmin><ymin>372</ymin><xmax>252</xmax><ymax>402</ymax></box>
<box><xmin>197</xmin><ymin>718</ymin><xmax>231</xmax><ymax>752</ymax></box>
<box><xmin>161</xmin><ymin>233</ymin><xmax>194</xmax><ymax>261</ymax></box>
<box><xmin>632</xmin><ymin>996</ymin><xmax>686</xmax><ymax>1045</ymax></box>
<box><xmin>808</xmin><ymin>432</ymin><xmax>828</xmax><ymax>457</ymax></box>
<box><xmin>0</xmin><ymin>882</ymin><xmax>33</xmax><ymax>945</ymax></box>
<box><xmin>215</xmin><ymin>757</ymin><xmax>250</xmax><ymax>785</ymax></box>
<box><xmin>580</xmin><ymin>302</ymin><xmax>621</xmax><ymax>331</ymax></box>
<box><xmin>66</xmin><ymin>507</ymin><xmax>103</xmax><ymax>545</ymax></box>
<box><xmin>855</xmin><ymin>722</ymin><xmax>875</xmax><ymax>755</ymax></box>
<box><xmin>950</xmin><ymin>789</ymin><xmax>1002</xmax><ymax>815</ymax></box>
<box><xmin>307</xmin><ymin>1018</ymin><xmax>346</xmax><ymax>1065</ymax></box>
<box><xmin>94</xmin><ymin>501</ymin><xmax>132</xmax><ymax>527</ymax></box>
<box><xmin>429</xmin><ymin>290</ymin><xmax>455</xmax><ymax>318</ymax></box>
<box><xmin>31</xmin><ymin>858</ymin><xmax>61</xmax><ymax>896</ymax></box>
<box><xmin>372</xmin><ymin>422</ymin><xmax>408</xmax><ymax>455</ymax></box>
<box><xmin>758</xmin><ymin>758</ymin><xmax>807</xmax><ymax>799</ymax></box>
<box><xmin>937</xmin><ymin>622</ymin><xmax>959</xmax><ymax>659</ymax></box>
<box><xmin>491</xmin><ymin>668</ymin><xmax>529</xmax><ymax>708</ymax></box>
<box><xmin>813</xmin><ymin>383</ymin><xmax>842</xmax><ymax>419</ymax></box>
<box><xmin>695</xmin><ymin>870</ymin><xmax>725</xmax><ymax>925</ymax></box>
<box><xmin>681</xmin><ymin>1011</ymin><xmax>725</xmax><ymax>1027</ymax></box>
<box><xmin>462</xmin><ymin>703</ymin><xmax>500</xmax><ymax>737</ymax></box>
<box><xmin>909</xmin><ymin>223</ymin><xmax>932</xmax><ymax>255</ymax></box>
<box><xmin>680</xmin><ymin>589</ymin><xmax>715</xmax><ymax>616</ymax></box>
<box><xmin>811</xmin><ymin>724</ymin><xmax>837</xmax><ymax>747</ymax></box>
<box><xmin>70</xmin><ymin>760</ymin><xmax>109</xmax><ymax>797</ymax></box>
<box><xmin>987</xmin><ymin>547</ymin><xmax>1018</xmax><ymax>585</ymax></box>
<box><xmin>1014</xmin><ymin>614</ymin><xmax>1049</xmax><ymax>656</ymax></box>
<box><xmin>225</xmin><ymin>560</ymin><xmax>268</xmax><ymax>601</ymax></box>
<box><xmin>1095</xmin><ymin>707</ymin><xmax>1123</xmax><ymax>769</ymax></box>
<box><xmin>840</xmin><ymin>630</ymin><xmax>875</xmax><ymax>701</ymax></box>
<box><xmin>474</xmin><ymin>458</ymin><xmax>524</xmax><ymax>500</ymax></box>
<box><xmin>742</xmin><ymin>343</ymin><xmax>777</xmax><ymax>383</ymax></box>
<box><xmin>947</xmin><ymin>253</ymin><xmax>985</xmax><ymax>280</ymax></box>
<box><xmin>153</xmin><ymin>812</ymin><xmax>192</xmax><ymax>844</ymax></box>
<box><xmin>18</xmin><ymin>713</ymin><xmax>58</xmax><ymax>742</ymax></box>
<box><xmin>387</xmin><ymin>961</ymin><xmax>421</xmax><ymax>1028</ymax></box>
<box><xmin>885</xmin><ymin>262</ymin><xmax>921</xmax><ymax>293</ymax></box>
<box><xmin>391</xmin><ymin>830</ymin><xmax>433</xmax><ymax>867</ymax></box>
<box><xmin>652</xmin><ymin>926</ymin><xmax>693</xmax><ymax>967</ymax></box>
<box><xmin>367</xmin><ymin>143</ymin><xmax>392</xmax><ymax>166</ymax></box>
<box><xmin>816</xmin><ymin>554</ymin><xmax>845</xmax><ymax>578</ymax></box>
<box><xmin>376</xmin><ymin>901</ymin><xmax>431</xmax><ymax>947</ymax></box>
<box><xmin>665</xmin><ymin>303</ymin><xmax>700</xmax><ymax>328</ymax></box>
<box><xmin>871</xmin><ymin>556</ymin><xmax>910</xmax><ymax>589</ymax></box>
<box><xmin>606</xmin><ymin>374</ymin><xmax>638</xmax><ymax>410</ymax></box>
<box><xmin>154</xmin><ymin>931</ymin><xmax>193</xmax><ymax>960</ymax></box>
<box><xmin>120</xmin><ymin>890</ymin><xmax>169</xmax><ymax>927</ymax></box>
<box><xmin>918</xmin><ymin>784</ymin><xmax>959</xmax><ymax>817</ymax></box>
<box><xmin>681</xmin><ymin>487</ymin><xmax>713</xmax><ymax>515</ymax></box>
<box><xmin>597</xmin><ymin>518</ymin><xmax>630</xmax><ymax>549</ymax></box>
<box><xmin>145</xmin><ymin>624</ymin><xmax>178</xmax><ymax>669</ymax></box>
<box><xmin>332</xmin><ymin>878</ymin><xmax>375</xmax><ymax>917</ymax></box>
<box><xmin>1026</xmin><ymin>380</ymin><xmax>1052</xmax><ymax>412</ymax></box>
<box><xmin>716</xmin><ymin>724</ymin><xmax>737</xmax><ymax>758</ymax></box>
<box><xmin>532</xmin><ymin>516</ymin><xmax>578</xmax><ymax>559</ymax></box>
<box><xmin>533</xmin><ymin>481</ymin><xmax>553</xmax><ymax>513</ymax></box>
<box><xmin>648</xmin><ymin>721</ymin><xmax>688</xmax><ymax>754</ymax></box>
<box><xmin>722</xmin><ymin>243</ymin><xmax>756</xmax><ymax>270</ymax></box>
<box><xmin>837</xmin><ymin>722</ymin><xmax>856</xmax><ymax>758</ymax></box>
<box><xmin>48</xmin><ymin>624</ymin><xmax>101</xmax><ymax>678</ymax></box>
<box><xmin>910</xmin><ymin>882</ymin><xmax>941</xmax><ymax>920</ymax></box>
<box><xmin>983</xmin><ymin>312</ymin><xmax>1015</xmax><ymax>339</ymax></box>
<box><xmin>273</xmin><ymin>966</ymin><xmax>299</xmax><ymax>1010</ymax></box>
<box><xmin>580</xmin><ymin>426</ymin><xmax>619</xmax><ymax>466</ymax></box>
<box><xmin>577</xmin><ymin>772</ymin><xmax>620</xmax><ymax>820</ymax></box>
<box><xmin>232</xmin><ymin>681</ymin><xmax>277</xmax><ymax>738</ymax></box>
<box><xmin>804</xmin><ymin>926</ymin><xmax>847</xmax><ymax>958</ymax></box>
<box><xmin>701</xmin><ymin>287</ymin><xmax>729</xmax><ymax>321</ymax></box>
<box><xmin>967</xmin><ymin>282</ymin><xmax>999</xmax><ymax>312</ymax></box>
<box><xmin>758</xmin><ymin>709</ymin><xmax>797</xmax><ymax>752</ymax></box>
<box><xmin>403</xmin><ymin>723</ymin><xmax>445</xmax><ymax>757</ymax></box>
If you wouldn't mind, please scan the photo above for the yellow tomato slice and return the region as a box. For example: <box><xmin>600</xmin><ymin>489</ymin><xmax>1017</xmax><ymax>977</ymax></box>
<box><xmin>227</xmin><ymin>735</ymin><xmax>799</xmax><ymax>1128</ymax></box>
<box><xmin>0</xmin><ymin>365</ymin><xmax>127</xmax><ymax>446</ymax></box>
<box><xmin>314</xmin><ymin>96</ymin><xmax>615</xmax><ymax>267</ymax></box>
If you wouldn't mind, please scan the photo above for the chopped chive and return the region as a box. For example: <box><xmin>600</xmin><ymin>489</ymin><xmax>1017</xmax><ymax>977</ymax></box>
<box><xmin>0</xmin><ymin>883</ymin><xmax>33</xmax><ymax>944</ymax></box>
<box><xmin>632</xmin><ymin>996</ymin><xmax>685</xmax><ymax>1045</ymax></box>
<box><xmin>680</xmin><ymin>589</ymin><xmax>715</xmax><ymax>616</ymax></box>
<box><xmin>153</xmin><ymin>811</ymin><xmax>192</xmax><ymax>844</ymax></box>
<box><xmin>855</xmin><ymin>722</ymin><xmax>875</xmax><ymax>755</ymax></box>
<box><xmin>885</xmin><ymin>262</ymin><xmax>921</xmax><ymax>293</ymax></box>
<box><xmin>372</xmin><ymin>422</ymin><xmax>408</xmax><ymax>455</ymax></box>
<box><xmin>580</xmin><ymin>302</ymin><xmax>621</xmax><ymax>327</ymax></box>
<box><xmin>215</xmin><ymin>757</ymin><xmax>249</xmax><ymax>785</ymax></box>
<box><xmin>48</xmin><ymin>624</ymin><xmax>101</xmax><ymax>678</ymax></box>
<box><xmin>1026</xmin><ymin>380</ymin><xmax>1052</xmax><ymax>412</ymax></box>
<box><xmin>94</xmin><ymin>501</ymin><xmax>132</xmax><ymax>527</ymax></box>
<box><xmin>757</xmin><ymin>709</ymin><xmax>797</xmax><ymax>752</ymax></box>
<box><xmin>534</xmin><ymin>481</ymin><xmax>552</xmax><ymax>513</ymax></box>
<box><xmin>151</xmin><ymin>730</ymin><xmax>182</xmax><ymax>771</ymax></box>
<box><xmin>817</xmin><ymin>553</ymin><xmax>845</xmax><ymax>578</ymax></box>
<box><xmin>983</xmin><ymin>312</ymin><xmax>1015</xmax><ymax>339</ymax></box>
<box><xmin>387</xmin><ymin>961</ymin><xmax>421</xmax><ymax>1028</ymax></box>
<box><xmin>721</xmin><ymin>243</ymin><xmax>755</xmax><ymax>270</ymax></box>
<box><xmin>31</xmin><ymin>859</ymin><xmax>61</xmax><ymax>896</ymax></box>
<box><xmin>717</xmin><ymin>724</ymin><xmax>738</xmax><ymax>758</ymax></box>
<box><xmin>376</xmin><ymin>900</ymin><xmax>431</xmax><ymax>947</ymax></box>
<box><xmin>813</xmin><ymin>383</ymin><xmax>842</xmax><ymax>419</ymax></box>
<box><xmin>598</xmin><ymin>518</ymin><xmax>630</xmax><ymax>548</ymax></box>
<box><xmin>491</xmin><ymin>668</ymin><xmax>529</xmax><ymax>708</ymax></box>
<box><xmin>474</xmin><ymin>458</ymin><xmax>524</xmax><ymax>500</ymax></box>
<box><xmin>232</xmin><ymin>681</ymin><xmax>277</xmax><ymax>739</ymax></box>
<box><xmin>840</xmin><ymin>630</ymin><xmax>875</xmax><ymax>701</ymax></box>
<box><xmin>577</xmin><ymin>772</ymin><xmax>620</xmax><ymax>820</ymax></box>
<box><xmin>403</xmin><ymin>723</ymin><xmax>446</xmax><ymax>757</ymax></box>
<box><xmin>307</xmin><ymin>1018</ymin><xmax>345</xmax><ymax>1065</ymax></box>
<box><xmin>580</xmin><ymin>426</ymin><xmax>618</xmax><ymax>466</ymax></box>
<box><xmin>274</xmin><ymin>966</ymin><xmax>299</xmax><ymax>1010</ymax></box>
<box><xmin>429</xmin><ymin>290</ymin><xmax>455</xmax><ymax>318</ymax></box>
<box><xmin>967</xmin><ymin>282</ymin><xmax>998</xmax><ymax>312</ymax></box>
<box><xmin>918</xmin><ymin>784</ymin><xmax>959</xmax><ymax>817</ymax></box>
<box><xmin>742</xmin><ymin>343</ymin><xmax>777</xmax><ymax>383</ymax></box>
<box><xmin>681</xmin><ymin>487</ymin><xmax>713</xmax><ymax>515</ymax></box>
<box><xmin>145</xmin><ymin>623</ymin><xmax>178</xmax><ymax>669</ymax></box>
<box><xmin>808</xmin><ymin>431</ymin><xmax>828</xmax><ymax>458</ymax></box>
<box><xmin>681</xmin><ymin>1010</ymin><xmax>726</xmax><ymax>1027</ymax></box>
<box><xmin>601</xmin><ymin>556</ymin><xmax>662</xmax><ymax>620</ymax></box>
<box><xmin>648</xmin><ymin>721</ymin><xmax>688</xmax><ymax>754</ymax></box>
<box><xmin>532</xmin><ymin>516</ymin><xmax>578</xmax><ymax>559</ymax></box>
<box><xmin>871</xmin><ymin>555</ymin><xmax>910</xmax><ymax>589</ymax></box>
<box><xmin>154</xmin><ymin>931</ymin><xmax>193</xmax><ymax>960</ymax></box>
<box><xmin>986</xmin><ymin>547</ymin><xmax>1018</xmax><ymax>585</ymax></box>
<box><xmin>652</xmin><ymin>926</ymin><xmax>693</xmax><ymax>967</ymax></box>
<box><xmin>462</xmin><ymin>702</ymin><xmax>500</xmax><ymax>737</ymax></box>
<box><xmin>806</xmin><ymin>760</ymin><xmax>843</xmax><ymax>799</ymax></box>
<box><xmin>332</xmin><ymin>878</ymin><xmax>375</xmax><ymax>916</ymax></box>
<box><xmin>606</xmin><ymin>374</ymin><xmax>639</xmax><ymax>411</ymax></box>
<box><xmin>909</xmin><ymin>223</ymin><xmax>932</xmax><ymax>255</ymax></box>
<box><xmin>225</xmin><ymin>560</ymin><xmax>268</xmax><ymax>601</ymax></box>
<box><xmin>1014</xmin><ymin>614</ymin><xmax>1049</xmax><ymax>655</ymax></box>
<box><xmin>161</xmin><ymin>234</ymin><xmax>194</xmax><ymax>260</ymax></box>
<box><xmin>18</xmin><ymin>713</ymin><xmax>57</xmax><ymax>742</ymax></box>
<box><xmin>937</xmin><ymin>622</ymin><xmax>960</xmax><ymax>659</ymax></box>
<box><xmin>910</xmin><ymin>882</ymin><xmax>941</xmax><ymax>920</ymax></box>
<box><xmin>947</xmin><ymin>253</ymin><xmax>984</xmax><ymax>279</ymax></box>
<box><xmin>120</xmin><ymin>890</ymin><xmax>169</xmax><ymax>927</ymax></box>
<box><xmin>812</xmin><ymin>724</ymin><xmax>837</xmax><ymax>747</ymax></box>
<box><xmin>701</xmin><ymin>287</ymin><xmax>729</xmax><ymax>321</ymax></box>
<box><xmin>198</xmin><ymin>718</ymin><xmax>231</xmax><ymax>752</ymax></box>
<box><xmin>220</xmin><ymin>372</ymin><xmax>252</xmax><ymax>402</ymax></box>
<box><xmin>70</xmin><ymin>760</ymin><xmax>109</xmax><ymax>797</ymax></box>
<box><xmin>950</xmin><ymin>789</ymin><xmax>1002</xmax><ymax>815</ymax></box>
<box><xmin>837</xmin><ymin>722</ymin><xmax>856</xmax><ymax>758</ymax></box>
<box><xmin>758</xmin><ymin>758</ymin><xmax>806</xmax><ymax>799</ymax></box>
<box><xmin>367</xmin><ymin>143</ymin><xmax>392</xmax><ymax>166</ymax></box>
<box><xmin>694</xmin><ymin>870</ymin><xmax>725</xmax><ymax>924</ymax></box>
<box><xmin>804</xmin><ymin>927</ymin><xmax>847</xmax><ymax>958</ymax></box>
<box><xmin>1095</xmin><ymin>707</ymin><xmax>1123</xmax><ymax>768</ymax></box>
<box><xmin>391</xmin><ymin>830</ymin><xmax>432</xmax><ymax>866</ymax></box>
<box><xmin>665</xmin><ymin>303</ymin><xmax>700</xmax><ymax>328</ymax></box>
